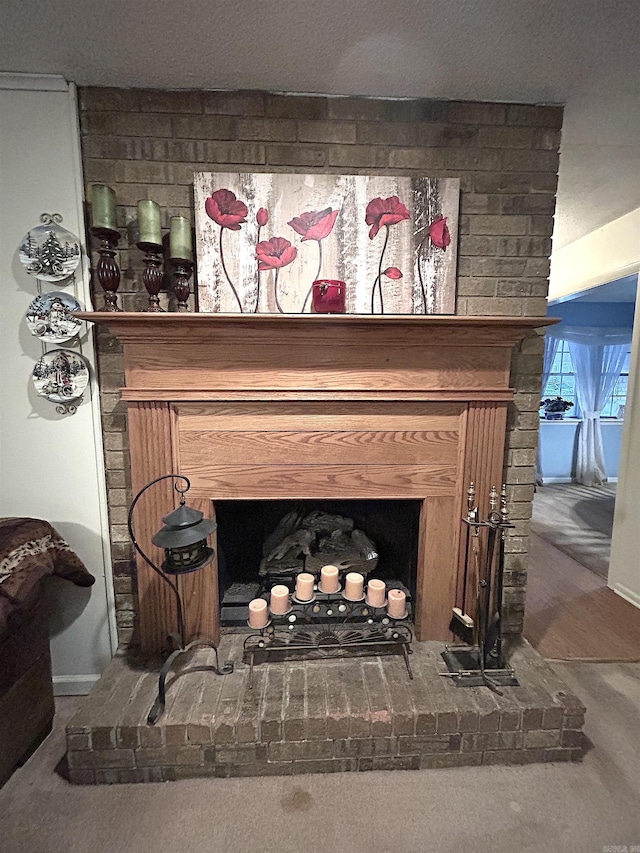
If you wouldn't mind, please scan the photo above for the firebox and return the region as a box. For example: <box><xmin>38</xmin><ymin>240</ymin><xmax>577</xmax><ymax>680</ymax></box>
<box><xmin>215</xmin><ymin>499</ymin><xmax>421</xmax><ymax>626</ymax></box>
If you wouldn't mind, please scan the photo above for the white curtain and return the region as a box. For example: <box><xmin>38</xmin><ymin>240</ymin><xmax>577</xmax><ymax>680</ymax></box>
<box><xmin>536</xmin><ymin>335</ymin><xmax>561</xmax><ymax>485</ymax></box>
<box><xmin>568</xmin><ymin>341</ymin><xmax>629</xmax><ymax>485</ymax></box>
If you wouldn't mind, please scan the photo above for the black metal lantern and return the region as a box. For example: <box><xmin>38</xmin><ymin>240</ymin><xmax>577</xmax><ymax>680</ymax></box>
<box><xmin>152</xmin><ymin>501</ymin><xmax>216</xmax><ymax>575</ymax></box>
<box><xmin>127</xmin><ymin>473</ymin><xmax>233</xmax><ymax>724</ymax></box>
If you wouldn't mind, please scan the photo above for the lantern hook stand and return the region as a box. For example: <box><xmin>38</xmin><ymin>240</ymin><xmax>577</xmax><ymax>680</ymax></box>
<box><xmin>127</xmin><ymin>474</ymin><xmax>233</xmax><ymax>725</ymax></box>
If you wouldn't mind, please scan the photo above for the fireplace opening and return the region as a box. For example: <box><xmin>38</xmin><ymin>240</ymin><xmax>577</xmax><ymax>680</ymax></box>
<box><xmin>215</xmin><ymin>499</ymin><xmax>421</xmax><ymax>626</ymax></box>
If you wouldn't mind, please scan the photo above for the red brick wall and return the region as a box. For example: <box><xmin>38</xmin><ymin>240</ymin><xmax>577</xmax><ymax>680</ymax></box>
<box><xmin>77</xmin><ymin>88</ymin><xmax>562</xmax><ymax>645</ymax></box>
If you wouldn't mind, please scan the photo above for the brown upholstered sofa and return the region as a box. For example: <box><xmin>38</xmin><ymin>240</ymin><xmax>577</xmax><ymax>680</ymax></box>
<box><xmin>0</xmin><ymin>518</ymin><xmax>95</xmax><ymax>785</ymax></box>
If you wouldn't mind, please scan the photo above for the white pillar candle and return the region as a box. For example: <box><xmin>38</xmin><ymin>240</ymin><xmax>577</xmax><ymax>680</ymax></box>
<box><xmin>387</xmin><ymin>589</ymin><xmax>407</xmax><ymax>619</ymax></box>
<box><xmin>248</xmin><ymin>598</ymin><xmax>269</xmax><ymax>629</ymax></box>
<box><xmin>344</xmin><ymin>572</ymin><xmax>364</xmax><ymax>601</ymax></box>
<box><xmin>320</xmin><ymin>564</ymin><xmax>340</xmax><ymax>593</ymax></box>
<box><xmin>269</xmin><ymin>584</ymin><xmax>290</xmax><ymax>615</ymax></box>
<box><xmin>295</xmin><ymin>572</ymin><xmax>315</xmax><ymax>601</ymax></box>
<box><xmin>366</xmin><ymin>578</ymin><xmax>386</xmax><ymax>608</ymax></box>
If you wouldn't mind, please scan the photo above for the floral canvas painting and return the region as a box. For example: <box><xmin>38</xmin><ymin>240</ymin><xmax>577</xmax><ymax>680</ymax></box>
<box><xmin>194</xmin><ymin>172</ymin><xmax>459</xmax><ymax>314</ymax></box>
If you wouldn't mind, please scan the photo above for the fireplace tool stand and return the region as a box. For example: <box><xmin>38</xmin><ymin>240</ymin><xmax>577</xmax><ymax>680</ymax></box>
<box><xmin>127</xmin><ymin>474</ymin><xmax>233</xmax><ymax>725</ymax></box>
<box><xmin>442</xmin><ymin>484</ymin><xmax>518</xmax><ymax>694</ymax></box>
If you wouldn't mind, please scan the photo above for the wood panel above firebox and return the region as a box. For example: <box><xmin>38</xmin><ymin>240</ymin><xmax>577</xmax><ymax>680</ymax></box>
<box><xmin>79</xmin><ymin>313</ymin><xmax>554</xmax><ymax>655</ymax></box>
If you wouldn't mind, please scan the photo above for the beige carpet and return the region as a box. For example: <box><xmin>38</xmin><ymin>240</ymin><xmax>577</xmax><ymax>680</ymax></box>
<box><xmin>532</xmin><ymin>484</ymin><xmax>616</xmax><ymax>579</ymax></box>
<box><xmin>1</xmin><ymin>665</ymin><xmax>639</xmax><ymax>853</ymax></box>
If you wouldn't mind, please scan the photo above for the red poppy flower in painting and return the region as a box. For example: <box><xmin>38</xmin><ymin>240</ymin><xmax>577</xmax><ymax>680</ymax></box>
<box><xmin>429</xmin><ymin>216</ymin><xmax>451</xmax><ymax>251</ymax></box>
<box><xmin>256</xmin><ymin>236</ymin><xmax>298</xmax><ymax>271</ymax></box>
<box><xmin>365</xmin><ymin>195</ymin><xmax>411</xmax><ymax>240</ymax></box>
<box><xmin>288</xmin><ymin>207</ymin><xmax>339</xmax><ymax>242</ymax></box>
<box><xmin>256</xmin><ymin>207</ymin><xmax>269</xmax><ymax>227</ymax></box>
<box><xmin>383</xmin><ymin>267</ymin><xmax>403</xmax><ymax>280</ymax></box>
<box><xmin>205</xmin><ymin>188</ymin><xmax>248</xmax><ymax>231</ymax></box>
<box><xmin>288</xmin><ymin>208</ymin><xmax>340</xmax><ymax>312</ymax></box>
<box><xmin>204</xmin><ymin>188</ymin><xmax>249</xmax><ymax>312</ymax></box>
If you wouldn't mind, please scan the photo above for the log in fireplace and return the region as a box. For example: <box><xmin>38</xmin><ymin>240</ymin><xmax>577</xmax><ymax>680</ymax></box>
<box><xmin>79</xmin><ymin>312</ymin><xmax>553</xmax><ymax>656</ymax></box>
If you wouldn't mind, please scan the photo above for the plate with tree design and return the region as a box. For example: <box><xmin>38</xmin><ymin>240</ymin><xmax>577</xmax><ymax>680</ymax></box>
<box><xmin>19</xmin><ymin>221</ymin><xmax>81</xmax><ymax>282</ymax></box>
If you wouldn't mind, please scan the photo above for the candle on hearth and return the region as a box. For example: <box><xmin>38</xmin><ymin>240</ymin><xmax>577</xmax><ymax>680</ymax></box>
<box><xmin>295</xmin><ymin>572</ymin><xmax>315</xmax><ymax>601</ymax></box>
<box><xmin>366</xmin><ymin>578</ymin><xmax>386</xmax><ymax>608</ymax></box>
<box><xmin>248</xmin><ymin>598</ymin><xmax>269</xmax><ymax>629</ymax></box>
<box><xmin>320</xmin><ymin>564</ymin><xmax>340</xmax><ymax>593</ymax></box>
<box><xmin>387</xmin><ymin>589</ymin><xmax>407</xmax><ymax>619</ymax></box>
<box><xmin>169</xmin><ymin>215</ymin><xmax>192</xmax><ymax>260</ymax></box>
<box><xmin>344</xmin><ymin>572</ymin><xmax>364</xmax><ymax>601</ymax></box>
<box><xmin>137</xmin><ymin>199</ymin><xmax>162</xmax><ymax>245</ymax></box>
<box><xmin>269</xmin><ymin>584</ymin><xmax>290</xmax><ymax>615</ymax></box>
<box><xmin>91</xmin><ymin>184</ymin><xmax>116</xmax><ymax>230</ymax></box>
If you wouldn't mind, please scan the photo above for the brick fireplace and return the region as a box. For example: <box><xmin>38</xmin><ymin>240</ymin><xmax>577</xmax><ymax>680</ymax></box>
<box><xmin>67</xmin><ymin>310</ymin><xmax>591</xmax><ymax>783</ymax></box>
<box><xmin>77</xmin><ymin>89</ymin><xmax>564</xmax><ymax>647</ymax></box>
<box><xmin>79</xmin><ymin>311</ymin><xmax>552</xmax><ymax>654</ymax></box>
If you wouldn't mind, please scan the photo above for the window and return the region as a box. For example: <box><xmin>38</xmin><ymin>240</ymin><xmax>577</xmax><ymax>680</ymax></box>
<box><xmin>541</xmin><ymin>342</ymin><xmax>631</xmax><ymax>419</ymax></box>
<box><xmin>542</xmin><ymin>341</ymin><xmax>576</xmax><ymax>411</ymax></box>
<box><xmin>601</xmin><ymin>350</ymin><xmax>630</xmax><ymax>418</ymax></box>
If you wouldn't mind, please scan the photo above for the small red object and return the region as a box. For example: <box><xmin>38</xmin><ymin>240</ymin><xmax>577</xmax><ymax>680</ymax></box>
<box><xmin>312</xmin><ymin>279</ymin><xmax>346</xmax><ymax>313</ymax></box>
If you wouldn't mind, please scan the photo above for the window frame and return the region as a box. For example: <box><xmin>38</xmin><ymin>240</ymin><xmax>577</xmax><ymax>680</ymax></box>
<box><xmin>541</xmin><ymin>341</ymin><xmax>631</xmax><ymax>420</ymax></box>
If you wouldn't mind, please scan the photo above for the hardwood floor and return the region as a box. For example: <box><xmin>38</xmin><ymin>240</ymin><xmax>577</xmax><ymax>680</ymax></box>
<box><xmin>523</xmin><ymin>532</ymin><xmax>640</xmax><ymax>661</ymax></box>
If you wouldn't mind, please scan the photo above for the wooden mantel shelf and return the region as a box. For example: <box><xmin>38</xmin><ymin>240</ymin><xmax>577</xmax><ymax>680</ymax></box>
<box><xmin>83</xmin><ymin>310</ymin><xmax>555</xmax><ymax>654</ymax></box>
<box><xmin>78</xmin><ymin>311</ymin><xmax>555</xmax><ymax>338</ymax></box>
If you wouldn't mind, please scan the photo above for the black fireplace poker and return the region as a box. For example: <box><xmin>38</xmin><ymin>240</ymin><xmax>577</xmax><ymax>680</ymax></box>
<box><xmin>127</xmin><ymin>474</ymin><xmax>233</xmax><ymax>724</ymax></box>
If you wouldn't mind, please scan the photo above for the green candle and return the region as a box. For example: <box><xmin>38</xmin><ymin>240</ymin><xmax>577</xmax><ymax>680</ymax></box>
<box><xmin>91</xmin><ymin>185</ymin><xmax>116</xmax><ymax>230</ymax></box>
<box><xmin>169</xmin><ymin>216</ymin><xmax>192</xmax><ymax>261</ymax></box>
<box><xmin>137</xmin><ymin>199</ymin><xmax>162</xmax><ymax>245</ymax></box>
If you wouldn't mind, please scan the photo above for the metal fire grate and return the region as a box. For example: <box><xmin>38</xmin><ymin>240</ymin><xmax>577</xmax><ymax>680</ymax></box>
<box><xmin>243</xmin><ymin>584</ymin><xmax>413</xmax><ymax>688</ymax></box>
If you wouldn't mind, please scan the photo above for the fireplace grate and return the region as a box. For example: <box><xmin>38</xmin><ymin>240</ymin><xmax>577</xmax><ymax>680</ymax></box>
<box><xmin>243</xmin><ymin>585</ymin><xmax>413</xmax><ymax>687</ymax></box>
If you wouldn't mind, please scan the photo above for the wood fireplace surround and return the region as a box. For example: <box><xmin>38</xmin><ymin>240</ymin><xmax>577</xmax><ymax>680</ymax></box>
<box><xmin>81</xmin><ymin>313</ymin><xmax>551</xmax><ymax>656</ymax></box>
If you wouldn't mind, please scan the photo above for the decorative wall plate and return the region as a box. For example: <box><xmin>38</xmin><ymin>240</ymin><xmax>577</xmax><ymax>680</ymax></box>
<box><xmin>19</xmin><ymin>217</ymin><xmax>81</xmax><ymax>282</ymax></box>
<box><xmin>25</xmin><ymin>291</ymin><xmax>83</xmax><ymax>343</ymax></box>
<box><xmin>32</xmin><ymin>349</ymin><xmax>89</xmax><ymax>404</ymax></box>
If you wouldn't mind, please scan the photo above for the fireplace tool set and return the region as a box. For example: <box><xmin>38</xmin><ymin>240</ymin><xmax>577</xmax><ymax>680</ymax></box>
<box><xmin>442</xmin><ymin>482</ymin><xmax>518</xmax><ymax>693</ymax></box>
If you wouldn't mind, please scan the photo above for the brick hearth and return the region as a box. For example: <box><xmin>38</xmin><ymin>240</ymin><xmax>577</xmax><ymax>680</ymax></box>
<box><xmin>66</xmin><ymin>637</ymin><xmax>586</xmax><ymax>783</ymax></box>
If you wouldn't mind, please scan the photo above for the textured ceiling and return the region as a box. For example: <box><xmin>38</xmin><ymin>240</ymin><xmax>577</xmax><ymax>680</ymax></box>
<box><xmin>1</xmin><ymin>0</ymin><xmax>638</xmax><ymax>249</ymax></box>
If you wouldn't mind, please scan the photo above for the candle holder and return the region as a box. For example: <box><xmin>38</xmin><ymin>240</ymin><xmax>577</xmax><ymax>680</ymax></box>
<box><xmin>168</xmin><ymin>257</ymin><xmax>194</xmax><ymax>312</ymax></box>
<box><xmin>292</xmin><ymin>592</ymin><xmax>316</xmax><ymax>605</ymax></box>
<box><xmin>91</xmin><ymin>226</ymin><xmax>121</xmax><ymax>311</ymax></box>
<box><xmin>137</xmin><ymin>240</ymin><xmax>165</xmax><ymax>312</ymax></box>
<box><xmin>243</xmin><ymin>584</ymin><xmax>413</xmax><ymax>689</ymax></box>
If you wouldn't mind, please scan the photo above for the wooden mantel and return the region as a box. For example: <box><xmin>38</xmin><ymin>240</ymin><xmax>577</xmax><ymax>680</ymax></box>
<box><xmin>80</xmin><ymin>313</ymin><xmax>554</xmax><ymax>655</ymax></box>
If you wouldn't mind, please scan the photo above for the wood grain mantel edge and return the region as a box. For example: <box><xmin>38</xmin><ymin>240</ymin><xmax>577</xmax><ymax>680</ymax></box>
<box><xmin>77</xmin><ymin>311</ymin><xmax>559</xmax><ymax>340</ymax></box>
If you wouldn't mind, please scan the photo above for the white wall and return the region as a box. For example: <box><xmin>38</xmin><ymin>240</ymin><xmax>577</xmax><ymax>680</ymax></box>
<box><xmin>549</xmin><ymin>208</ymin><xmax>640</xmax><ymax>301</ymax></box>
<box><xmin>609</xmin><ymin>281</ymin><xmax>640</xmax><ymax>608</ymax></box>
<box><xmin>538</xmin><ymin>419</ymin><xmax>623</xmax><ymax>484</ymax></box>
<box><xmin>0</xmin><ymin>74</ymin><xmax>116</xmax><ymax>692</ymax></box>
